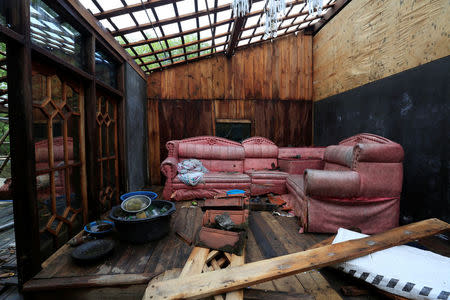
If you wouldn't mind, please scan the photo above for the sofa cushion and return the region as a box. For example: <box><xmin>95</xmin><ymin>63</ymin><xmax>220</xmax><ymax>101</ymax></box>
<box><xmin>242</xmin><ymin>137</ymin><xmax>279</xmax><ymax>171</ymax></box>
<box><xmin>324</xmin><ymin>145</ymin><xmax>354</xmax><ymax>168</ymax></box>
<box><xmin>173</xmin><ymin>172</ymin><xmax>251</xmax><ymax>184</ymax></box>
<box><xmin>243</xmin><ymin>158</ymin><xmax>278</xmax><ymax>172</ymax></box>
<box><xmin>179</xmin><ymin>143</ymin><xmax>244</xmax><ymax>160</ymax></box>
<box><xmin>286</xmin><ymin>175</ymin><xmax>306</xmax><ymax>199</ymax></box>
<box><xmin>278</xmin><ymin>147</ymin><xmax>325</xmax><ymax>159</ymax></box>
<box><xmin>245</xmin><ymin>170</ymin><xmax>289</xmax><ymax>180</ymax></box>
<box><xmin>242</xmin><ymin>141</ymin><xmax>278</xmax><ymax>158</ymax></box>
<box><xmin>354</xmin><ymin>143</ymin><xmax>404</xmax><ymax>163</ymax></box>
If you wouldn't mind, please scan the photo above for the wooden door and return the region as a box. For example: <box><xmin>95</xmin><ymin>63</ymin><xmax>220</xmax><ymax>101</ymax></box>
<box><xmin>31</xmin><ymin>65</ymin><xmax>87</xmax><ymax>257</ymax></box>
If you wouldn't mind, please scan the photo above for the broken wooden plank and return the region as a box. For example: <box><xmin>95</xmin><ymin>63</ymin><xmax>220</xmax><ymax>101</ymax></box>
<box><xmin>178</xmin><ymin>247</ymin><xmax>210</xmax><ymax>278</ymax></box>
<box><xmin>143</xmin><ymin>218</ymin><xmax>449</xmax><ymax>299</ymax></box>
<box><xmin>225</xmin><ymin>252</ymin><xmax>246</xmax><ymax>300</ymax></box>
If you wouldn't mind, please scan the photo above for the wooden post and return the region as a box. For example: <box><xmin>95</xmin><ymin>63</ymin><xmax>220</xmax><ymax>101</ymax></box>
<box><xmin>6</xmin><ymin>0</ymin><xmax>42</xmax><ymax>286</ymax></box>
<box><xmin>117</xmin><ymin>63</ymin><xmax>127</xmax><ymax>195</ymax></box>
<box><xmin>84</xmin><ymin>35</ymin><xmax>99</xmax><ymax>221</ymax></box>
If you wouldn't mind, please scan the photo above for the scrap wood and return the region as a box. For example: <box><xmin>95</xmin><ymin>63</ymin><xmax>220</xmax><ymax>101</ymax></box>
<box><xmin>142</xmin><ymin>218</ymin><xmax>449</xmax><ymax>300</ymax></box>
<box><xmin>225</xmin><ymin>251</ymin><xmax>245</xmax><ymax>300</ymax></box>
<box><xmin>178</xmin><ymin>247</ymin><xmax>210</xmax><ymax>278</ymax></box>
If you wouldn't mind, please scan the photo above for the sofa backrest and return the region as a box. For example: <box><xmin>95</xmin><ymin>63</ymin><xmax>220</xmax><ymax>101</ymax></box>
<box><xmin>241</xmin><ymin>137</ymin><xmax>278</xmax><ymax>171</ymax></box>
<box><xmin>171</xmin><ymin>136</ymin><xmax>245</xmax><ymax>172</ymax></box>
<box><xmin>323</xmin><ymin>134</ymin><xmax>404</xmax><ymax>197</ymax></box>
<box><xmin>339</xmin><ymin>133</ymin><xmax>393</xmax><ymax>146</ymax></box>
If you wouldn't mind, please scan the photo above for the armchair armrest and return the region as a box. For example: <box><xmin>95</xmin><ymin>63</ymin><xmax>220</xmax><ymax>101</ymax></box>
<box><xmin>304</xmin><ymin>169</ymin><xmax>360</xmax><ymax>198</ymax></box>
<box><xmin>161</xmin><ymin>157</ymin><xmax>178</xmax><ymax>179</ymax></box>
<box><xmin>278</xmin><ymin>147</ymin><xmax>326</xmax><ymax>160</ymax></box>
<box><xmin>354</xmin><ymin>143</ymin><xmax>404</xmax><ymax>163</ymax></box>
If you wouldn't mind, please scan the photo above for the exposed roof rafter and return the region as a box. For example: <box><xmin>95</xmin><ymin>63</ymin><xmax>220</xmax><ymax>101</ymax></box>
<box><xmin>77</xmin><ymin>0</ymin><xmax>342</xmax><ymax>72</ymax></box>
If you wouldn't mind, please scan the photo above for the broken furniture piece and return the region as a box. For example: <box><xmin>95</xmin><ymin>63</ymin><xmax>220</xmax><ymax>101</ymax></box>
<box><xmin>196</xmin><ymin>193</ymin><xmax>249</xmax><ymax>255</ymax></box>
<box><xmin>144</xmin><ymin>246</ymin><xmax>246</xmax><ymax>300</ymax></box>
<box><xmin>284</xmin><ymin>133</ymin><xmax>404</xmax><ymax>234</ymax></box>
<box><xmin>143</xmin><ymin>218</ymin><xmax>449</xmax><ymax>300</ymax></box>
<box><xmin>201</xmin><ymin>196</ymin><xmax>250</xmax><ymax>211</ymax></box>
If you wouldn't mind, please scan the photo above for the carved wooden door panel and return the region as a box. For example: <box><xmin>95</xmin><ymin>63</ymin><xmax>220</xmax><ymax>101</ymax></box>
<box><xmin>96</xmin><ymin>93</ymin><xmax>119</xmax><ymax>212</ymax></box>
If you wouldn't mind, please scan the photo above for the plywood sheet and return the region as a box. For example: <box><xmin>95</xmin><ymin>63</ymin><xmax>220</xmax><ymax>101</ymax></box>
<box><xmin>313</xmin><ymin>0</ymin><xmax>450</xmax><ymax>101</ymax></box>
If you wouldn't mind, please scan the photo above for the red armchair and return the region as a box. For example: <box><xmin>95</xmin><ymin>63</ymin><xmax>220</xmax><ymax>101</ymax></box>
<box><xmin>285</xmin><ymin>133</ymin><xmax>404</xmax><ymax>234</ymax></box>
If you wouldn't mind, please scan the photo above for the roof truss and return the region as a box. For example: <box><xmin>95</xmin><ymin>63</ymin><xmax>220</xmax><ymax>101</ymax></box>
<box><xmin>79</xmin><ymin>0</ymin><xmax>340</xmax><ymax>73</ymax></box>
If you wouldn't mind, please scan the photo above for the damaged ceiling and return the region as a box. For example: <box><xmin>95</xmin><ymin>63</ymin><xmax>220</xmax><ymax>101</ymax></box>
<box><xmin>79</xmin><ymin>0</ymin><xmax>340</xmax><ymax>74</ymax></box>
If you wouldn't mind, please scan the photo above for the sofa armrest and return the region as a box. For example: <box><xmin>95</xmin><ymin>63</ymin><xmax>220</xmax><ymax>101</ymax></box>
<box><xmin>304</xmin><ymin>169</ymin><xmax>360</xmax><ymax>198</ymax></box>
<box><xmin>354</xmin><ymin>143</ymin><xmax>404</xmax><ymax>163</ymax></box>
<box><xmin>161</xmin><ymin>157</ymin><xmax>178</xmax><ymax>179</ymax></box>
<box><xmin>278</xmin><ymin>147</ymin><xmax>326</xmax><ymax>160</ymax></box>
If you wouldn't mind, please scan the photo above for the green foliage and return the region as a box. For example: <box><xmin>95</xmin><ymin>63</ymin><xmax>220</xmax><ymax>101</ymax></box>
<box><xmin>125</xmin><ymin>33</ymin><xmax>214</xmax><ymax>69</ymax></box>
<box><xmin>0</xmin><ymin>42</ymin><xmax>10</xmax><ymax>177</ymax></box>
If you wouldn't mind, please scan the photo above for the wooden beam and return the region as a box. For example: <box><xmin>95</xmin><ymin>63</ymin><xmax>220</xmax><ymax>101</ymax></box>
<box><xmin>93</xmin><ymin>0</ymin><xmax>185</xmax><ymax>20</ymax></box>
<box><xmin>143</xmin><ymin>218</ymin><xmax>449</xmax><ymax>299</ymax></box>
<box><xmin>65</xmin><ymin>0</ymin><xmax>146</xmax><ymax>79</ymax></box>
<box><xmin>83</xmin><ymin>35</ymin><xmax>100</xmax><ymax>221</ymax></box>
<box><xmin>225</xmin><ymin>252</ymin><xmax>245</xmax><ymax>300</ymax></box>
<box><xmin>308</xmin><ymin>0</ymin><xmax>350</xmax><ymax>34</ymax></box>
<box><xmin>122</xmin><ymin>18</ymin><xmax>233</xmax><ymax>50</ymax></box>
<box><xmin>226</xmin><ymin>15</ymin><xmax>246</xmax><ymax>58</ymax></box>
<box><xmin>132</xmin><ymin>32</ymin><xmax>229</xmax><ymax>60</ymax></box>
<box><xmin>6</xmin><ymin>0</ymin><xmax>41</xmax><ymax>286</ymax></box>
<box><xmin>140</xmin><ymin>41</ymin><xmax>227</xmax><ymax>67</ymax></box>
<box><xmin>111</xmin><ymin>3</ymin><xmax>233</xmax><ymax>37</ymax></box>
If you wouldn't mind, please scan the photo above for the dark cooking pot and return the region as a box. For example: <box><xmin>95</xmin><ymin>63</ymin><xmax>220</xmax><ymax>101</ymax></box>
<box><xmin>109</xmin><ymin>200</ymin><xmax>176</xmax><ymax>243</ymax></box>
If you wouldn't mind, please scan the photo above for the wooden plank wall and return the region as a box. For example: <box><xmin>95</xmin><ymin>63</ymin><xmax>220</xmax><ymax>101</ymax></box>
<box><xmin>313</xmin><ymin>0</ymin><xmax>450</xmax><ymax>101</ymax></box>
<box><xmin>148</xmin><ymin>33</ymin><xmax>312</xmax><ymax>101</ymax></box>
<box><xmin>147</xmin><ymin>34</ymin><xmax>313</xmax><ymax>184</ymax></box>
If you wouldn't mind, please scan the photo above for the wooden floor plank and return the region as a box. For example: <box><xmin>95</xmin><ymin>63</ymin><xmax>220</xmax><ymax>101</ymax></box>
<box><xmin>248</xmin><ymin>213</ymin><xmax>281</xmax><ymax>259</ymax></box>
<box><xmin>259</xmin><ymin>212</ymin><xmax>340</xmax><ymax>299</ymax></box>
<box><xmin>245</xmin><ymin>230</ymin><xmax>277</xmax><ymax>291</ymax></box>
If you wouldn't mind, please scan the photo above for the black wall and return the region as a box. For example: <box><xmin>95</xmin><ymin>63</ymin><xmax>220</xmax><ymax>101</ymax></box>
<box><xmin>314</xmin><ymin>55</ymin><xmax>450</xmax><ymax>222</ymax></box>
<box><xmin>125</xmin><ymin>64</ymin><xmax>148</xmax><ymax>191</ymax></box>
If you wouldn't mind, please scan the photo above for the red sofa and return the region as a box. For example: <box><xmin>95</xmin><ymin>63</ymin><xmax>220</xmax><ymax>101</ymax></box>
<box><xmin>284</xmin><ymin>133</ymin><xmax>404</xmax><ymax>234</ymax></box>
<box><xmin>161</xmin><ymin>136</ymin><xmax>315</xmax><ymax>200</ymax></box>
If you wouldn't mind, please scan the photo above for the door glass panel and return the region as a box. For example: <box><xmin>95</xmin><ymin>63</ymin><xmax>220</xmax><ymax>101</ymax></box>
<box><xmin>32</xmin><ymin>67</ymin><xmax>86</xmax><ymax>259</ymax></box>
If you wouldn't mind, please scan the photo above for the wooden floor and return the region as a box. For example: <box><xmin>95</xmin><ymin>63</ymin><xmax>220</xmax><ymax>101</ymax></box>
<box><xmin>11</xmin><ymin>188</ymin><xmax>450</xmax><ymax>300</ymax></box>
<box><xmin>21</xmin><ymin>193</ymin><xmax>355</xmax><ymax>300</ymax></box>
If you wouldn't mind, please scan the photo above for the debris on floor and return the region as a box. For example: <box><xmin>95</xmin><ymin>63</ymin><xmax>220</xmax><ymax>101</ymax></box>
<box><xmin>143</xmin><ymin>218</ymin><xmax>449</xmax><ymax>300</ymax></box>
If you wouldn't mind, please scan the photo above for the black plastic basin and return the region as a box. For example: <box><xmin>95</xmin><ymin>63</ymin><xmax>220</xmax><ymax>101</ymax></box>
<box><xmin>109</xmin><ymin>200</ymin><xmax>176</xmax><ymax>243</ymax></box>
